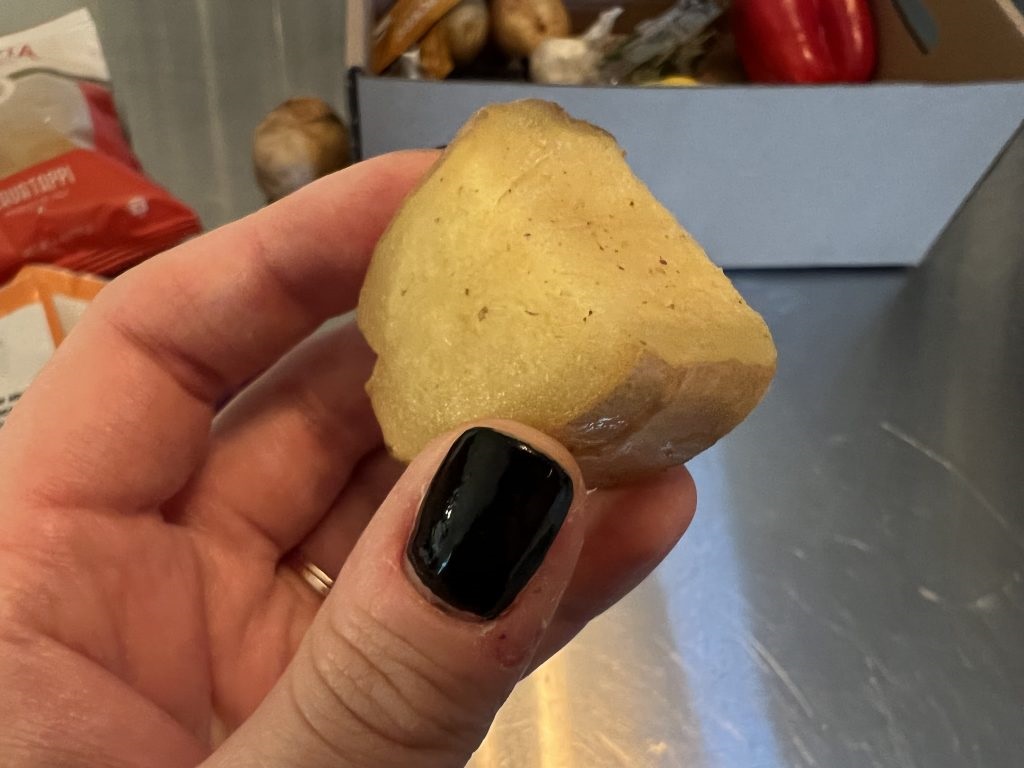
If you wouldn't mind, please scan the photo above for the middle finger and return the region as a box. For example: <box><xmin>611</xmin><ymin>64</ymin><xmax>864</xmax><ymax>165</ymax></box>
<box><xmin>170</xmin><ymin>321</ymin><xmax>382</xmax><ymax>558</ymax></box>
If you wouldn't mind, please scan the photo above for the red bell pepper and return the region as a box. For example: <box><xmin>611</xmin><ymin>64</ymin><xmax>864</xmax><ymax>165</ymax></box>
<box><xmin>732</xmin><ymin>0</ymin><xmax>877</xmax><ymax>83</ymax></box>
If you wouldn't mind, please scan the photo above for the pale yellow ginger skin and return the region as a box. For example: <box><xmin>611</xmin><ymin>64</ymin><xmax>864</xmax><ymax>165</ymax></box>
<box><xmin>358</xmin><ymin>100</ymin><xmax>776</xmax><ymax>487</ymax></box>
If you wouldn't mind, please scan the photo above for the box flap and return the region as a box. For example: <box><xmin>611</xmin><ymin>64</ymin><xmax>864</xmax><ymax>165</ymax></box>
<box><xmin>352</xmin><ymin>76</ymin><xmax>1024</xmax><ymax>267</ymax></box>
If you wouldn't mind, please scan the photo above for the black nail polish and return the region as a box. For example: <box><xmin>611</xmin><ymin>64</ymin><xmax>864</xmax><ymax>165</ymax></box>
<box><xmin>407</xmin><ymin>427</ymin><xmax>574</xmax><ymax>620</ymax></box>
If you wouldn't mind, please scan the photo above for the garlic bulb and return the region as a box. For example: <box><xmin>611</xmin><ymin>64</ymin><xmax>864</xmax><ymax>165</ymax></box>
<box><xmin>529</xmin><ymin>7</ymin><xmax>623</xmax><ymax>85</ymax></box>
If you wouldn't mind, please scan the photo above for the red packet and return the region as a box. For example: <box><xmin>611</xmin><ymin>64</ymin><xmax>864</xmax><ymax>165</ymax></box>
<box><xmin>0</xmin><ymin>10</ymin><xmax>201</xmax><ymax>282</ymax></box>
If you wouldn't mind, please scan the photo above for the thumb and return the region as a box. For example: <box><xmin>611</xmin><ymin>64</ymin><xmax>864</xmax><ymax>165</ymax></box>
<box><xmin>207</xmin><ymin>423</ymin><xmax>585</xmax><ymax>768</ymax></box>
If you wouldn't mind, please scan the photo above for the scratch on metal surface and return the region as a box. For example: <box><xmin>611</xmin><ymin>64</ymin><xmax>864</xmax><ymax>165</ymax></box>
<box><xmin>1005</xmin><ymin>571</ymin><xmax>1024</xmax><ymax>610</ymax></box>
<box><xmin>747</xmin><ymin>635</ymin><xmax>815</xmax><ymax>719</ymax></box>
<box><xmin>867</xmin><ymin>676</ymin><xmax>919</xmax><ymax>768</ymax></box>
<box><xmin>822</xmin><ymin>617</ymin><xmax>857</xmax><ymax>644</ymax></box>
<box><xmin>864</xmin><ymin>655</ymin><xmax>899</xmax><ymax>688</ymax></box>
<box><xmin>792</xmin><ymin>734</ymin><xmax>818</xmax><ymax>766</ymax></box>
<box><xmin>954</xmin><ymin>645</ymin><xmax>975</xmax><ymax>670</ymax></box>
<box><xmin>784</xmin><ymin>585</ymin><xmax>812</xmax><ymax>614</ymax></box>
<box><xmin>822</xmin><ymin>616</ymin><xmax>895</xmax><ymax>678</ymax></box>
<box><xmin>847</xmin><ymin>738</ymin><xmax>884</xmax><ymax>768</ymax></box>
<box><xmin>970</xmin><ymin>571</ymin><xmax>1022</xmax><ymax>611</ymax></box>
<box><xmin>647</xmin><ymin>741</ymin><xmax>669</xmax><ymax>757</ymax></box>
<box><xmin>879</xmin><ymin>421</ymin><xmax>1018</xmax><ymax>545</ymax></box>
<box><xmin>595</xmin><ymin>731</ymin><xmax>635</xmax><ymax>766</ymax></box>
<box><xmin>716</xmin><ymin>716</ymin><xmax>745</xmax><ymax>743</ymax></box>
<box><xmin>925</xmin><ymin>694</ymin><xmax>962</xmax><ymax>755</ymax></box>
<box><xmin>832</xmin><ymin>534</ymin><xmax>875</xmax><ymax>553</ymax></box>
<box><xmin>971</xmin><ymin>592</ymin><xmax>1000</xmax><ymax>611</ymax></box>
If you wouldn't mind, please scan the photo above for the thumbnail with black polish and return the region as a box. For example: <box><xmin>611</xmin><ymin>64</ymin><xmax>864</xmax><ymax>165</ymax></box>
<box><xmin>407</xmin><ymin>427</ymin><xmax>574</xmax><ymax>620</ymax></box>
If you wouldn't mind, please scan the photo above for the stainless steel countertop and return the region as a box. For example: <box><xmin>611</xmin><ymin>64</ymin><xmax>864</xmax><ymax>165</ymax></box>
<box><xmin>6</xmin><ymin>3</ymin><xmax>1022</xmax><ymax>766</ymax></box>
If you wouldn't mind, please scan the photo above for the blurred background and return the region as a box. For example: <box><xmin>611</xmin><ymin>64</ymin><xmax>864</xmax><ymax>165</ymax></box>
<box><xmin>4</xmin><ymin>0</ymin><xmax>349</xmax><ymax>227</ymax></box>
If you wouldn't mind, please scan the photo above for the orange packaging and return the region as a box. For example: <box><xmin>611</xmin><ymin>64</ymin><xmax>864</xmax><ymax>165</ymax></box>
<box><xmin>0</xmin><ymin>265</ymin><xmax>105</xmax><ymax>427</ymax></box>
<box><xmin>0</xmin><ymin>10</ymin><xmax>201</xmax><ymax>283</ymax></box>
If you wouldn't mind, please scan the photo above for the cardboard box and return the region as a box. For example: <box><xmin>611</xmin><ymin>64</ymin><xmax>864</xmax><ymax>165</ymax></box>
<box><xmin>347</xmin><ymin>0</ymin><xmax>1024</xmax><ymax>268</ymax></box>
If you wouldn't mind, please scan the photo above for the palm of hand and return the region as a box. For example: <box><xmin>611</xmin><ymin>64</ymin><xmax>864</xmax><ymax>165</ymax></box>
<box><xmin>4</xmin><ymin>441</ymin><xmax>366</xmax><ymax>763</ymax></box>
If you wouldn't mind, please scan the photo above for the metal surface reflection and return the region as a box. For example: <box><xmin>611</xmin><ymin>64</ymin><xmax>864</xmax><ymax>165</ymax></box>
<box><xmin>473</xmin><ymin>126</ymin><xmax>1024</xmax><ymax>767</ymax></box>
<box><xmin>4</xmin><ymin>3</ymin><xmax>1021</xmax><ymax>765</ymax></box>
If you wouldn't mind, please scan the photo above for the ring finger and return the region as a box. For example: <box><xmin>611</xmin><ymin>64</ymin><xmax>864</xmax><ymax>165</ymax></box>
<box><xmin>289</xmin><ymin>447</ymin><xmax>405</xmax><ymax>585</ymax></box>
<box><xmin>170</xmin><ymin>321</ymin><xmax>383</xmax><ymax>559</ymax></box>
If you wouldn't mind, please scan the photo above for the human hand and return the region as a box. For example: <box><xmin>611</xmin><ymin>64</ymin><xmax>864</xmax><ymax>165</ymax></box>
<box><xmin>0</xmin><ymin>152</ymin><xmax>696</xmax><ymax>767</ymax></box>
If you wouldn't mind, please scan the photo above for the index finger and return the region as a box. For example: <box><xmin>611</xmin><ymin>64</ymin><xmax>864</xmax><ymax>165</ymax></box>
<box><xmin>0</xmin><ymin>151</ymin><xmax>439</xmax><ymax>511</ymax></box>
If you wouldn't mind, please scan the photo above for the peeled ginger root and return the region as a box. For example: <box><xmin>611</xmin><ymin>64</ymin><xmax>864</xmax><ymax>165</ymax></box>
<box><xmin>358</xmin><ymin>100</ymin><xmax>777</xmax><ymax>487</ymax></box>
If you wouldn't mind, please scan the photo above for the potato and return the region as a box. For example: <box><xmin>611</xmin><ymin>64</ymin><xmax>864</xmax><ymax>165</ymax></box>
<box><xmin>358</xmin><ymin>100</ymin><xmax>776</xmax><ymax>487</ymax></box>
<box><xmin>492</xmin><ymin>0</ymin><xmax>571</xmax><ymax>58</ymax></box>
<box><xmin>252</xmin><ymin>97</ymin><xmax>351</xmax><ymax>203</ymax></box>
